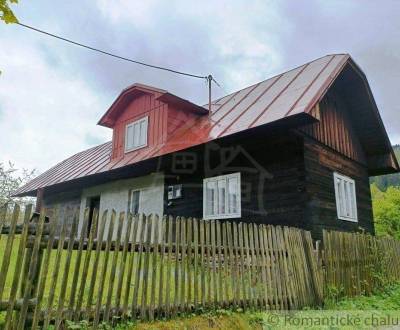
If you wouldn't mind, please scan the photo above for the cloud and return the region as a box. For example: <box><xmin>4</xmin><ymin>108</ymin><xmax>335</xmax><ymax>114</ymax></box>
<box><xmin>0</xmin><ymin>0</ymin><xmax>399</xmax><ymax>177</ymax></box>
<box><xmin>0</xmin><ymin>33</ymin><xmax>111</xmax><ymax>172</ymax></box>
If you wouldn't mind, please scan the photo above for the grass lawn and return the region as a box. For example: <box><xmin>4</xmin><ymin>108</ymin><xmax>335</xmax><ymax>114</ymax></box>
<box><xmin>100</xmin><ymin>283</ymin><xmax>400</xmax><ymax>330</ymax></box>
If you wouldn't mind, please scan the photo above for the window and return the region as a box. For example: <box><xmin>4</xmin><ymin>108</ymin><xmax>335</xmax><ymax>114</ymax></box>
<box><xmin>129</xmin><ymin>190</ymin><xmax>141</xmax><ymax>215</ymax></box>
<box><xmin>333</xmin><ymin>172</ymin><xmax>358</xmax><ymax>222</ymax></box>
<box><xmin>125</xmin><ymin>116</ymin><xmax>148</xmax><ymax>152</ymax></box>
<box><xmin>203</xmin><ymin>173</ymin><xmax>241</xmax><ymax>219</ymax></box>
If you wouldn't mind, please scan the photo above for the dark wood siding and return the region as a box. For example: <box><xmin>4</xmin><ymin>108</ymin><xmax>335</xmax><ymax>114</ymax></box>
<box><xmin>300</xmin><ymin>90</ymin><xmax>366</xmax><ymax>165</ymax></box>
<box><xmin>162</xmin><ymin>131</ymin><xmax>308</xmax><ymax>229</ymax></box>
<box><xmin>303</xmin><ymin>137</ymin><xmax>374</xmax><ymax>241</ymax></box>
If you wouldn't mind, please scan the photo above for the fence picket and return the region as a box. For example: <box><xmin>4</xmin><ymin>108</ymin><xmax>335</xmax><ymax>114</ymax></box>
<box><xmin>116</xmin><ymin>213</ymin><xmax>134</xmax><ymax>316</ymax></box>
<box><xmin>68</xmin><ymin>209</ymin><xmax>90</xmax><ymax>318</ymax></box>
<box><xmin>4</xmin><ymin>205</ymin><xmax>31</xmax><ymax>328</ymax></box>
<box><xmin>165</xmin><ymin>215</ymin><xmax>173</xmax><ymax>317</ymax></box>
<box><xmin>55</xmin><ymin>210</ymin><xmax>79</xmax><ymax>328</ymax></box>
<box><xmin>31</xmin><ymin>212</ymin><xmax>57</xmax><ymax>329</ymax></box>
<box><xmin>42</xmin><ymin>219</ymin><xmax>68</xmax><ymax>329</ymax></box>
<box><xmin>74</xmin><ymin>209</ymin><xmax>99</xmax><ymax>321</ymax></box>
<box><xmin>0</xmin><ymin>204</ymin><xmax>20</xmax><ymax>300</ymax></box>
<box><xmin>104</xmin><ymin>211</ymin><xmax>124</xmax><ymax>323</ymax></box>
<box><xmin>93</xmin><ymin>210</ymin><xmax>116</xmax><ymax>327</ymax></box>
<box><xmin>149</xmin><ymin>214</ymin><xmax>160</xmax><ymax>320</ymax></box>
<box><xmin>122</xmin><ymin>213</ymin><xmax>138</xmax><ymax>317</ymax></box>
<box><xmin>17</xmin><ymin>212</ymin><xmax>46</xmax><ymax>329</ymax></box>
<box><xmin>140</xmin><ymin>214</ymin><xmax>153</xmax><ymax>320</ymax></box>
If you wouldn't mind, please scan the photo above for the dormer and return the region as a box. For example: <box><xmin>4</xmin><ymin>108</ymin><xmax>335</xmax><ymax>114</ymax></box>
<box><xmin>98</xmin><ymin>83</ymin><xmax>208</xmax><ymax>161</ymax></box>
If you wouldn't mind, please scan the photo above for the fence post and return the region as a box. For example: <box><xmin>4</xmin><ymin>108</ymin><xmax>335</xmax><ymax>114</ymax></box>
<box><xmin>19</xmin><ymin>205</ymin><xmax>46</xmax><ymax>325</ymax></box>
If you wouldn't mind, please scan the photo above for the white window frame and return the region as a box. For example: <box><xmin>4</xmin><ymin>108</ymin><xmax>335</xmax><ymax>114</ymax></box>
<box><xmin>203</xmin><ymin>172</ymin><xmax>241</xmax><ymax>220</ymax></box>
<box><xmin>124</xmin><ymin>116</ymin><xmax>149</xmax><ymax>153</ymax></box>
<box><xmin>333</xmin><ymin>172</ymin><xmax>358</xmax><ymax>222</ymax></box>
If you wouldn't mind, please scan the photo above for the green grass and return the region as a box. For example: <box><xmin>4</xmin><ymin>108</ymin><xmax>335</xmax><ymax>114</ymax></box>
<box><xmin>117</xmin><ymin>282</ymin><xmax>400</xmax><ymax>330</ymax></box>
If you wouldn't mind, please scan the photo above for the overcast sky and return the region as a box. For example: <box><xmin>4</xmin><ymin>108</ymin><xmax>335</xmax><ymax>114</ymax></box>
<box><xmin>1</xmin><ymin>0</ymin><xmax>400</xmax><ymax>174</ymax></box>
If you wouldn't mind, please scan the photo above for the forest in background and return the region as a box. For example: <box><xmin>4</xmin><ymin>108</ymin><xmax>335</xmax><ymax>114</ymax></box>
<box><xmin>370</xmin><ymin>145</ymin><xmax>400</xmax><ymax>239</ymax></box>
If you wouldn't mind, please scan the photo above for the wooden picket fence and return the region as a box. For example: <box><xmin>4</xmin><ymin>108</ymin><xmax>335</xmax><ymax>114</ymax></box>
<box><xmin>0</xmin><ymin>204</ymin><xmax>322</xmax><ymax>328</ymax></box>
<box><xmin>1</xmin><ymin>203</ymin><xmax>400</xmax><ymax>329</ymax></box>
<box><xmin>322</xmin><ymin>229</ymin><xmax>400</xmax><ymax>297</ymax></box>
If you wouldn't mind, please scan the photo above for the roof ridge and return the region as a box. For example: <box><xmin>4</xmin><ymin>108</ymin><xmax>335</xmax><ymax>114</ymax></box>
<box><xmin>205</xmin><ymin>53</ymin><xmax>347</xmax><ymax>107</ymax></box>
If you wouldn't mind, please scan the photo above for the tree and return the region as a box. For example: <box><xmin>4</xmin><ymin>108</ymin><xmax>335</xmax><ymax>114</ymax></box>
<box><xmin>0</xmin><ymin>0</ymin><xmax>18</xmax><ymax>24</ymax></box>
<box><xmin>0</xmin><ymin>161</ymin><xmax>35</xmax><ymax>206</ymax></box>
<box><xmin>371</xmin><ymin>183</ymin><xmax>400</xmax><ymax>240</ymax></box>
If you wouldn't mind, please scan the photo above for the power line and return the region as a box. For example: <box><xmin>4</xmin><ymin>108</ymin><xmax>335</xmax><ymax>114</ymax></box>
<box><xmin>16</xmin><ymin>22</ymin><xmax>208</xmax><ymax>80</ymax></box>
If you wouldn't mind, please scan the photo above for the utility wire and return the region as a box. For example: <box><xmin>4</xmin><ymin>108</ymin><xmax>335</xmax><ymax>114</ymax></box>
<box><xmin>16</xmin><ymin>22</ymin><xmax>208</xmax><ymax>80</ymax></box>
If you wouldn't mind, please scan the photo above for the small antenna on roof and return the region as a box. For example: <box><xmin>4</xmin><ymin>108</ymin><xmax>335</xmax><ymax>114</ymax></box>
<box><xmin>207</xmin><ymin>75</ymin><xmax>213</xmax><ymax>113</ymax></box>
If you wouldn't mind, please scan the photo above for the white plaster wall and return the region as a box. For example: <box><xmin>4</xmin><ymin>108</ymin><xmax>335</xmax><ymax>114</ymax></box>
<box><xmin>78</xmin><ymin>172</ymin><xmax>164</xmax><ymax>240</ymax></box>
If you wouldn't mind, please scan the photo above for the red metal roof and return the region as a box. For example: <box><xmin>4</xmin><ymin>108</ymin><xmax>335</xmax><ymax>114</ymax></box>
<box><xmin>15</xmin><ymin>54</ymin><xmax>360</xmax><ymax>196</ymax></box>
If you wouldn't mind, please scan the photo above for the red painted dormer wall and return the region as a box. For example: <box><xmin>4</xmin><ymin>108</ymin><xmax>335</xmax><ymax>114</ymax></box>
<box><xmin>111</xmin><ymin>93</ymin><xmax>168</xmax><ymax>161</ymax></box>
<box><xmin>110</xmin><ymin>93</ymin><xmax>202</xmax><ymax>163</ymax></box>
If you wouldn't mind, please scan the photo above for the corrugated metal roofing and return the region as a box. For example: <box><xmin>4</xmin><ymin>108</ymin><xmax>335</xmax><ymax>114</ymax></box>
<box><xmin>14</xmin><ymin>54</ymin><xmax>351</xmax><ymax>196</ymax></box>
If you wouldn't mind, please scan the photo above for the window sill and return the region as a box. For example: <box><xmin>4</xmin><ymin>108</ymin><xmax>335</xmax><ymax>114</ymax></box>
<box><xmin>203</xmin><ymin>213</ymin><xmax>241</xmax><ymax>220</ymax></box>
<box><xmin>125</xmin><ymin>144</ymin><xmax>147</xmax><ymax>154</ymax></box>
<box><xmin>338</xmin><ymin>216</ymin><xmax>358</xmax><ymax>222</ymax></box>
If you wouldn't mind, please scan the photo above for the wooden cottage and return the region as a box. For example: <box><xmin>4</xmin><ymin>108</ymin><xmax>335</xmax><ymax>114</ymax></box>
<box><xmin>13</xmin><ymin>54</ymin><xmax>399</xmax><ymax>240</ymax></box>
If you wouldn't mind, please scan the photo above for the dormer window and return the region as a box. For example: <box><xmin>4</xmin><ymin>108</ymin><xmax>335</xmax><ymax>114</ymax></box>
<box><xmin>125</xmin><ymin>116</ymin><xmax>148</xmax><ymax>153</ymax></box>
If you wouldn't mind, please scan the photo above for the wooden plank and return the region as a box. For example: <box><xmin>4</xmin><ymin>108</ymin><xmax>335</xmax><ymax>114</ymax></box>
<box><xmin>42</xmin><ymin>218</ymin><xmax>68</xmax><ymax>329</ymax></box>
<box><xmin>117</xmin><ymin>213</ymin><xmax>134</xmax><ymax>316</ymax></box>
<box><xmin>93</xmin><ymin>210</ymin><xmax>116</xmax><ymax>327</ymax></box>
<box><xmin>17</xmin><ymin>212</ymin><xmax>46</xmax><ymax>329</ymax></box>
<box><xmin>248</xmin><ymin>223</ymin><xmax>259</xmax><ymax>307</ymax></box>
<box><xmin>283</xmin><ymin>226</ymin><xmax>297</xmax><ymax>309</ymax></box>
<box><xmin>238</xmin><ymin>223</ymin><xmax>247</xmax><ymax>308</ymax></box>
<box><xmin>232</xmin><ymin>222</ymin><xmax>241</xmax><ymax>306</ymax></box>
<box><xmin>258</xmin><ymin>224</ymin><xmax>270</xmax><ymax>310</ymax></box>
<box><xmin>0</xmin><ymin>204</ymin><xmax>20</xmax><ymax>300</ymax></box>
<box><xmin>104</xmin><ymin>211</ymin><xmax>125</xmax><ymax>323</ymax></box>
<box><xmin>157</xmin><ymin>215</ymin><xmax>167</xmax><ymax>317</ymax></box>
<box><xmin>173</xmin><ymin>217</ymin><xmax>181</xmax><ymax>316</ymax></box>
<box><xmin>266</xmin><ymin>225</ymin><xmax>279</xmax><ymax>309</ymax></box>
<box><xmin>131</xmin><ymin>214</ymin><xmax>145</xmax><ymax>317</ymax></box>
<box><xmin>192</xmin><ymin>218</ymin><xmax>199</xmax><ymax>310</ymax></box>
<box><xmin>30</xmin><ymin>213</ymin><xmax>58</xmax><ymax>329</ymax></box>
<box><xmin>205</xmin><ymin>220</ymin><xmax>211</xmax><ymax>306</ymax></box>
<box><xmin>243</xmin><ymin>223</ymin><xmax>253</xmax><ymax>307</ymax></box>
<box><xmin>186</xmin><ymin>217</ymin><xmax>193</xmax><ymax>310</ymax></box>
<box><xmin>216</xmin><ymin>220</ymin><xmax>224</xmax><ymax>307</ymax></box>
<box><xmin>149</xmin><ymin>214</ymin><xmax>160</xmax><ymax>321</ymax></box>
<box><xmin>4</xmin><ymin>204</ymin><xmax>32</xmax><ymax>327</ymax></box>
<box><xmin>86</xmin><ymin>210</ymin><xmax>108</xmax><ymax>316</ymax></box>
<box><xmin>180</xmin><ymin>217</ymin><xmax>187</xmax><ymax>313</ymax></box>
<box><xmin>54</xmin><ymin>210</ymin><xmax>79</xmax><ymax>328</ymax></box>
<box><xmin>74</xmin><ymin>209</ymin><xmax>99</xmax><ymax>321</ymax></box>
<box><xmin>221</xmin><ymin>221</ymin><xmax>229</xmax><ymax>305</ymax></box>
<box><xmin>68</xmin><ymin>208</ymin><xmax>90</xmax><ymax>318</ymax></box>
<box><xmin>252</xmin><ymin>223</ymin><xmax>262</xmax><ymax>307</ymax></box>
<box><xmin>210</xmin><ymin>219</ymin><xmax>218</xmax><ymax>306</ymax></box>
<box><xmin>199</xmin><ymin>219</ymin><xmax>206</xmax><ymax>307</ymax></box>
<box><xmin>164</xmin><ymin>215</ymin><xmax>174</xmax><ymax>318</ymax></box>
<box><xmin>226</xmin><ymin>222</ymin><xmax>236</xmax><ymax>307</ymax></box>
<box><xmin>140</xmin><ymin>214</ymin><xmax>153</xmax><ymax>320</ymax></box>
<box><xmin>122</xmin><ymin>213</ymin><xmax>138</xmax><ymax>317</ymax></box>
